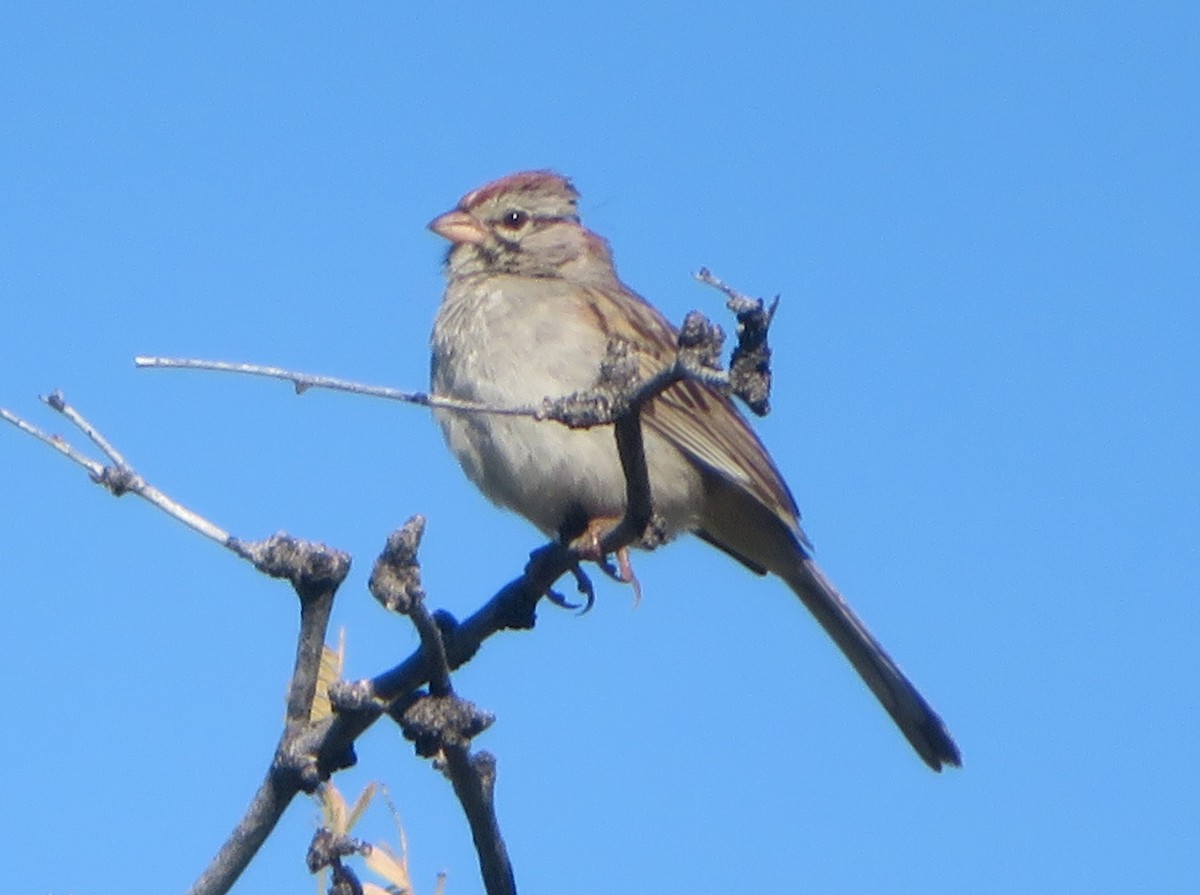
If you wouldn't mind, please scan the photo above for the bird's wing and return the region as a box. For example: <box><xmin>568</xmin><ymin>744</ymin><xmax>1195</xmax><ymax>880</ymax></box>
<box><xmin>579</xmin><ymin>282</ymin><xmax>803</xmax><ymax>537</ymax></box>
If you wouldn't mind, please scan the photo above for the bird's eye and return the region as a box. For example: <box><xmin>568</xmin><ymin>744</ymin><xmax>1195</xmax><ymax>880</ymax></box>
<box><xmin>499</xmin><ymin>209</ymin><xmax>529</xmax><ymax>231</ymax></box>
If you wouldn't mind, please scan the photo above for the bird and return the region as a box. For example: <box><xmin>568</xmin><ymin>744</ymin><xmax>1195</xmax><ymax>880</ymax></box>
<box><xmin>427</xmin><ymin>170</ymin><xmax>960</xmax><ymax>770</ymax></box>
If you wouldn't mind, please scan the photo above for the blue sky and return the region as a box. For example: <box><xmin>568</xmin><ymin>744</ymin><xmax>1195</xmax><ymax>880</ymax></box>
<box><xmin>2</xmin><ymin>2</ymin><xmax>1197</xmax><ymax>892</ymax></box>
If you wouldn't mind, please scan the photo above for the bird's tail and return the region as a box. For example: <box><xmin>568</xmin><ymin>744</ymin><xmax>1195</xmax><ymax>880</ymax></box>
<box><xmin>782</xmin><ymin>557</ymin><xmax>961</xmax><ymax>771</ymax></box>
<box><xmin>697</xmin><ymin>473</ymin><xmax>960</xmax><ymax>769</ymax></box>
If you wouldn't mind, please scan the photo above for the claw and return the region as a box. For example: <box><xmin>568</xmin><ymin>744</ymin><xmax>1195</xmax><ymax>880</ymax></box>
<box><xmin>569</xmin><ymin>563</ymin><xmax>597</xmax><ymax>613</ymax></box>
<box><xmin>544</xmin><ymin>586</ymin><xmax>582</xmax><ymax>611</ymax></box>
<box><xmin>615</xmin><ymin>547</ymin><xmax>643</xmax><ymax>607</ymax></box>
<box><xmin>540</xmin><ymin>562</ymin><xmax>598</xmax><ymax>613</ymax></box>
<box><xmin>566</xmin><ymin>517</ymin><xmax>646</xmax><ymax>607</ymax></box>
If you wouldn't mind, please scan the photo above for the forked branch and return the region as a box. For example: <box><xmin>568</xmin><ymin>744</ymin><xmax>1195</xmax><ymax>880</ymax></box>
<box><xmin>1</xmin><ymin>274</ymin><xmax>779</xmax><ymax>895</ymax></box>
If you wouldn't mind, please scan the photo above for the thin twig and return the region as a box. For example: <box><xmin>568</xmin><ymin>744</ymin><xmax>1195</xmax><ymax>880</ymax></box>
<box><xmin>134</xmin><ymin>356</ymin><xmax>536</xmax><ymax>417</ymax></box>
<box><xmin>3</xmin><ymin>392</ymin><xmax>351</xmax><ymax>895</ymax></box>
<box><xmin>695</xmin><ymin>268</ymin><xmax>778</xmax><ymax>415</ymax></box>
<box><xmin>137</xmin><ymin>272</ymin><xmax>777</xmax><ymax>425</ymax></box>
<box><xmin>6</xmin><ymin>282</ymin><xmax>778</xmax><ymax>895</ymax></box>
<box><xmin>369</xmin><ymin>518</ymin><xmax>516</xmax><ymax>895</ymax></box>
<box><xmin>135</xmin><ymin>324</ymin><xmax>739</xmax><ymax>427</ymax></box>
<box><xmin>44</xmin><ymin>390</ymin><xmax>132</xmax><ymax>468</ymax></box>
<box><xmin>1</xmin><ymin>405</ymin><xmax>109</xmax><ymax>478</ymax></box>
<box><xmin>694</xmin><ymin>266</ymin><xmax>744</xmax><ymax>303</ymax></box>
<box><xmin>3</xmin><ymin>394</ymin><xmax>236</xmax><ymax>547</ymax></box>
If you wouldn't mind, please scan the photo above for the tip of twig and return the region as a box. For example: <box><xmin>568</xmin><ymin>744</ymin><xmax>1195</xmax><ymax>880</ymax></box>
<box><xmin>370</xmin><ymin>516</ymin><xmax>428</xmax><ymax>614</ymax></box>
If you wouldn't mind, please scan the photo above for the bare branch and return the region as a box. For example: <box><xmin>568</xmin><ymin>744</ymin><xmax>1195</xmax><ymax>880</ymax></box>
<box><xmin>5</xmin><ymin>395</ymin><xmax>356</xmax><ymax>895</ymax></box>
<box><xmin>370</xmin><ymin>517</ymin><xmax>516</xmax><ymax>895</ymax></box>
<box><xmin>6</xmin><ymin>281</ymin><xmax>779</xmax><ymax>894</ymax></box>
<box><xmin>695</xmin><ymin>267</ymin><xmax>779</xmax><ymax>415</ymax></box>
<box><xmin>5</xmin><ymin>394</ymin><xmax>241</xmax><ymax>545</ymax></box>
<box><xmin>2</xmin><ymin>393</ymin><xmax>370</xmax><ymax>591</ymax></box>
<box><xmin>134</xmin><ymin>271</ymin><xmax>779</xmax><ymax>425</ymax></box>
<box><xmin>187</xmin><ymin>540</ymin><xmax>348</xmax><ymax>895</ymax></box>
<box><xmin>134</xmin><ymin>355</ymin><xmax>536</xmax><ymax>418</ymax></box>
<box><xmin>4</xmin><ymin>396</ymin><xmax>354</xmax><ymax>894</ymax></box>
<box><xmin>2</xmin><ymin>402</ymin><xmax>110</xmax><ymax>480</ymax></box>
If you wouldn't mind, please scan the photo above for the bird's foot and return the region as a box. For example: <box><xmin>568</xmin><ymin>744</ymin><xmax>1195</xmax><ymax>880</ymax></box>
<box><xmin>567</xmin><ymin>517</ymin><xmax>644</xmax><ymax>606</ymax></box>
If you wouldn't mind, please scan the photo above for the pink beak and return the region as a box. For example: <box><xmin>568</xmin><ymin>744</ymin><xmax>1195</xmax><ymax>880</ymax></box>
<box><xmin>429</xmin><ymin>209</ymin><xmax>487</xmax><ymax>245</ymax></box>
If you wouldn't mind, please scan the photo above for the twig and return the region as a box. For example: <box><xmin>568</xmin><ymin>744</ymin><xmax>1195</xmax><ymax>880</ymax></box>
<box><xmin>2</xmin><ymin>392</ymin><xmax>352</xmax><ymax>895</ymax></box>
<box><xmin>43</xmin><ymin>390</ymin><xmax>132</xmax><ymax>467</ymax></box>
<box><xmin>134</xmin><ymin>356</ymin><xmax>536</xmax><ymax>418</ymax></box>
<box><xmin>3</xmin><ymin>392</ymin><xmax>239</xmax><ymax>547</ymax></box>
<box><xmin>3</xmin><ymin>393</ymin><xmax>365</xmax><ymax>585</ymax></box>
<box><xmin>695</xmin><ymin>267</ymin><xmax>779</xmax><ymax>415</ymax></box>
<box><xmin>369</xmin><ymin>517</ymin><xmax>516</xmax><ymax>895</ymax></box>
<box><xmin>292</xmin><ymin>301</ymin><xmax>765</xmax><ymax>787</ymax></box>
<box><xmin>133</xmin><ymin>275</ymin><xmax>781</xmax><ymax>427</ymax></box>
<box><xmin>188</xmin><ymin>539</ymin><xmax>348</xmax><ymax>895</ymax></box>
<box><xmin>1</xmin><ymin>404</ymin><xmax>110</xmax><ymax>478</ymax></box>
<box><xmin>5</xmin><ymin>282</ymin><xmax>779</xmax><ymax>895</ymax></box>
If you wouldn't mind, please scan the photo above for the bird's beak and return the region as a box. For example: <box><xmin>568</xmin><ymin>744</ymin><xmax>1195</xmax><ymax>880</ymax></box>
<box><xmin>428</xmin><ymin>209</ymin><xmax>487</xmax><ymax>245</ymax></box>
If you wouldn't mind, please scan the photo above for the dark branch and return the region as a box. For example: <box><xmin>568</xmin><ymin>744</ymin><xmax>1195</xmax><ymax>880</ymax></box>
<box><xmin>696</xmin><ymin>267</ymin><xmax>779</xmax><ymax>415</ymax></box>
<box><xmin>306</xmin><ymin>827</ymin><xmax>369</xmax><ymax>895</ymax></box>
<box><xmin>189</xmin><ymin>536</ymin><xmax>349</xmax><ymax>895</ymax></box>
<box><xmin>132</xmin><ymin>269</ymin><xmax>778</xmax><ymax>425</ymax></box>
<box><xmin>272</xmin><ymin>296</ymin><xmax>776</xmax><ymax>799</ymax></box>
<box><xmin>370</xmin><ymin>516</ymin><xmax>516</xmax><ymax>895</ymax></box>
<box><xmin>3</xmin><ymin>280</ymin><xmax>779</xmax><ymax>895</ymax></box>
<box><xmin>0</xmin><ymin>393</ymin><xmax>357</xmax><ymax>895</ymax></box>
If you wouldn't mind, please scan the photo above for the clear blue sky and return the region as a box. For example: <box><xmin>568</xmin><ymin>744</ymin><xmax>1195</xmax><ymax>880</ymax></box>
<box><xmin>2</xmin><ymin>2</ymin><xmax>1197</xmax><ymax>893</ymax></box>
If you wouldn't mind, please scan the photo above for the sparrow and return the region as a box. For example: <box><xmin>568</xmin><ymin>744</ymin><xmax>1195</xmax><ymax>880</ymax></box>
<box><xmin>428</xmin><ymin>170</ymin><xmax>960</xmax><ymax>770</ymax></box>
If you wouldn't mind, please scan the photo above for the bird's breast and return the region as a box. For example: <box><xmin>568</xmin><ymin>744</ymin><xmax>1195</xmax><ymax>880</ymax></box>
<box><xmin>431</xmin><ymin>276</ymin><xmax>611</xmax><ymax>406</ymax></box>
<box><xmin>428</xmin><ymin>275</ymin><xmax>704</xmax><ymax>540</ymax></box>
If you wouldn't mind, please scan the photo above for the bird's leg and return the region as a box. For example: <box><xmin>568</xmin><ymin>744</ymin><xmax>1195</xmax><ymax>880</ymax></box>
<box><xmin>567</xmin><ymin>516</ymin><xmax>644</xmax><ymax>606</ymax></box>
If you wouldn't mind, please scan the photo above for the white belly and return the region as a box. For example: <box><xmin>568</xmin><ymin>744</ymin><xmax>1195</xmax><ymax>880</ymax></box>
<box><xmin>430</xmin><ymin>275</ymin><xmax>702</xmax><ymax>539</ymax></box>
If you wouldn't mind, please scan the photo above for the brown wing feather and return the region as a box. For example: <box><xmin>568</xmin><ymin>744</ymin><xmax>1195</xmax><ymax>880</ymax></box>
<box><xmin>579</xmin><ymin>282</ymin><xmax>803</xmax><ymax>539</ymax></box>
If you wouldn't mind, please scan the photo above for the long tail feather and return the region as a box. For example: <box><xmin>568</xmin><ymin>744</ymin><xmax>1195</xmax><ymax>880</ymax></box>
<box><xmin>783</xmin><ymin>558</ymin><xmax>961</xmax><ymax>771</ymax></box>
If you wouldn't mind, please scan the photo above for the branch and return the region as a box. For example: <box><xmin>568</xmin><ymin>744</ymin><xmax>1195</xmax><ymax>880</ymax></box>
<box><xmin>134</xmin><ymin>268</ymin><xmax>779</xmax><ymax>422</ymax></box>
<box><xmin>243</xmin><ymin>290</ymin><xmax>781</xmax><ymax>815</ymax></box>
<box><xmin>188</xmin><ymin>561</ymin><xmax>352</xmax><ymax>895</ymax></box>
<box><xmin>134</xmin><ymin>356</ymin><xmax>537</xmax><ymax>418</ymax></box>
<box><xmin>2</xmin><ymin>392</ymin><xmax>235</xmax><ymax>547</ymax></box>
<box><xmin>0</xmin><ymin>391</ymin><xmax>353</xmax><ymax>895</ymax></box>
<box><xmin>369</xmin><ymin>517</ymin><xmax>516</xmax><ymax>895</ymax></box>
<box><xmin>5</xmin><ymin>276</ymin><xmax>780</xmax><ymax>893</ymax></box>
<box><xmin>695</xmin><ymin>267</ymin><xmax>779</xmax><ymax>415</ymax></box>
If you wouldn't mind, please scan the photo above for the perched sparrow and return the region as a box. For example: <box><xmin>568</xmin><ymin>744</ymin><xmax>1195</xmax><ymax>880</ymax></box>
<box><xmin>428</xmin><ymin>171</ymin><xmax>960</xmax><ymax>771</ymax></box>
